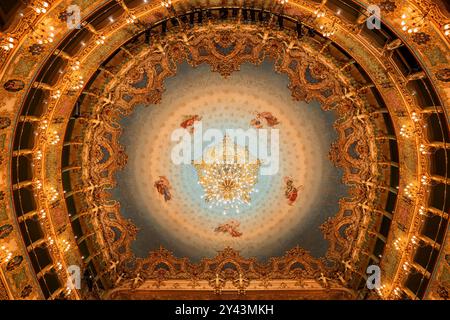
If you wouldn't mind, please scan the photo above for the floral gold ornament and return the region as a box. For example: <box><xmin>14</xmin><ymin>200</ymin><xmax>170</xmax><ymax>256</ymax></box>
<box><xmin>0</xmin><ymin>245</ymin><xmax>13</xmax><ymax>263</ymax></box>
<box><xmin>48</xmin><ymin>131</ymin><xmax>60</xmax><ymax>145</ymax></box>
<box><xmin>411</xmin><ymin>32</ymin><xmax>430</xmax><ymax>45</ymax></box>
<box><xmin>95</xmin><ymin>35</ymin><xmax>106</xmax><ymax>45</ymax></box>
<box><xmin>20</xmin><ymin>285</ymin><xmax>33</xmax><ymax>298</ymax></box>
<box><xmin>47</xmin><ymin>186</ymin><xmax>60</xmax><ymax>203</ymax></box>
<box><xmin>28</xmin><ymin>43</ymin><xmax>45</xmax><ymax>56</ymax></box>
<box><xmin>319</xmin><ymin>20</ymin><xmax>337</xmax><ymax>38</ymax></box>
<box><xmin>0</xmin><ymin>224</ymin><xmax>13</xmax><ymax>239</ymax></box>
<box><xmin>30</xmin><ymin>25</ymin><xmax>56</xmax><ymax>46</ymax></box>
<box><xmin>379</xmin><ymin>0</ymin><xmax>397</xmax><ymax>13</ymax></box>
<box><xmin>399</xmin><ymin>124</ymin><xmax>414</xmax><ymax>138</ymax></box>
<box><xmin>444</xmin><ymin>23</ymin><xmax>450</xmax><ymax>36</ymax></box>
<box><xmin>80</xmin><ymin>26</ymin><xmax>381</xmax><ymax>299</ymax></box>
<box><xmin>126</xmin><ymin>14</ymin><xmax>137</xmax><ymax>24</ymax></box>
<box><xmin>0</xmin><ymin>116</ymin><xmax>11</xmax><ymax>129</ymax></box>
<box><xmin>161</xmin><ymin>0</ymin><xmax>172</xmax><ymax>8</ymax></box>
<box><xmin>314</xmin><ymin>9</ymin><xmax>326</xmax><ymax>18</ymax></box>
<box><xmin>1</xmin><ymin>1</ymin><xmax>449</xmax><ymax>300</ymax></box>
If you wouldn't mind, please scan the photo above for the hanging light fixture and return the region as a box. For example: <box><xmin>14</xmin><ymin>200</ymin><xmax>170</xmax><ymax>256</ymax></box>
<box><xmin>403</xmin><ymin>182</ymin><xmax>418</xmax><ymax>199</ymax></box>
<box><xmin>194</xmin><ymin>136</ymin><xmax>260</xmax><ymax>214</ymax></box>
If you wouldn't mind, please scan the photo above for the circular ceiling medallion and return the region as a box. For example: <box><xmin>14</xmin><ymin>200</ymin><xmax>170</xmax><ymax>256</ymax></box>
<box><xmin>111</xmin><ymin>62</ymin><xmax>347</xmax><ymax>261</ymax></box>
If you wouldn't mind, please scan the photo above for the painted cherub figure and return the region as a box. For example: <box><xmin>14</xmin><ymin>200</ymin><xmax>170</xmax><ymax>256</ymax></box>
<box><xmin>154</xmin><ymin>176</ymin><xmax>172</xmax><ymax>202</ymax></box>
<box><xmin>250</xmin><ymin>111</ymin><xmax>280</xmax><ymax>128</ymax></box>
<box><xmin>180</xmin><ymin>115</ymin><xmax>202</xmax><ymax>134</ymax></box>
<box><xmin>284</xmin><ymin>176</ymin><xmax>303</xmax><ymax>206</ymax></box>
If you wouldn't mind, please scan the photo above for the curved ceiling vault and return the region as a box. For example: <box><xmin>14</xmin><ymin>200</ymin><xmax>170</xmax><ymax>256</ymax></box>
<box><xmin>0</xmin><ymin>0</ymin><xmax>448</xmax><ymax>300</ymax></box>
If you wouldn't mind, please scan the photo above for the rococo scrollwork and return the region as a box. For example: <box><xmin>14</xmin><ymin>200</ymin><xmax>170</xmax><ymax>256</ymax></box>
<box><xmin>0</xmin><ymin>0</ymin><xmax>448</xmax><ymax>301</ymax></box>
<box><xmin>79</xmin><ymin>24</ymin><xmax>381</xmax><ymax>296</ymax></box>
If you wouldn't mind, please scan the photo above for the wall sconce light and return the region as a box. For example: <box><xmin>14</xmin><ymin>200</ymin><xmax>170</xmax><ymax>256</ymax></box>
<box><xmin>33</xmin><ymin>1</ymin><xmax>50</xmax><ymax>14</ymax></box>
<box><xmin>319</xmin><ymin>21</ymin><xmax>337</xmax><ymax>37</ymax></box>
<box><xmin>400</xmin><ymin>10</ymin><xmax>428</xmax><ymax>34</ymax></box>
<box><xmin>404</xmin><ymin>182</ymin><xmax>418</xmax><ymax>199</ymax></box>
<box><xmin>444</xmin><ymin>24</ymin><xmax>450</xmax><ymax>36</ymax></box>
<box><xmin>48</xmin><ymin>131</ymin><xmax>60</xmax><ymax>145</ymax></box>
<box><xmin>399</xmin><ymin>124</ymin><xmax>414</xmax><ymax>138</ymax></box>
<box><xmin>1</xmin><ymin>36</ymin><xmax>15</xmax><ymax>51</ymax></box>
<box><xmin>0</xmin><ymin>246</ymin><xmax>13</xmax><ymax>264</ymax></box>
<box><xmin>314</xmin><ymin>9</ymin><xmax>326</xmax><ymax>18</ymax></box>
<box><xmin>126</xmin><ymin>14</ymin><xmax>137</xmax><ymax>24</ymax></box>
<box><xmin>71</xmin><ymin>76</ymin><xmax>84</xmax><ymax>91</ymax></box>
<box><xmin>95</xmin><ymin>35</ymin><xmax>106</xmax><ymax>45</ymax></box>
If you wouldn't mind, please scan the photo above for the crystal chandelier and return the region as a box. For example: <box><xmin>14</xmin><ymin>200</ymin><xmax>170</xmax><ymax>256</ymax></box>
<box><xmin>194</xmin><ymin>136</ymin><xmax>260</xmax><ymax>214</ymax></box>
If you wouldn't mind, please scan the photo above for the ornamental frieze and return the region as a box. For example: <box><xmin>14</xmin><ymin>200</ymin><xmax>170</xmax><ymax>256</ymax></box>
<box><xmin>75</xmin><ymin>25</ymin><xmax>381</xmax><ymax>294</ymax></box>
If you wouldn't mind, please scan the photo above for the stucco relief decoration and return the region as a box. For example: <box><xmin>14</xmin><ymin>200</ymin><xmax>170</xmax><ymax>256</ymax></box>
<box><xmin>0</xmin><ymin>0</ymin><xmax>447</xmax><ymax>302</ymax></box>
<box><xmin>77</xmin><ymin>26</ymin><xmax>380</xmax><ymax>294</ymax></box>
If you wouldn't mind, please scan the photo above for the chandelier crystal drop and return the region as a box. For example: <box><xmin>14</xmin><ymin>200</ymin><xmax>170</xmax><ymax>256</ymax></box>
<box><xmin>194</xmin><ymin>136</ymin><xmax>260</xmax><ymax>214</ymax></box>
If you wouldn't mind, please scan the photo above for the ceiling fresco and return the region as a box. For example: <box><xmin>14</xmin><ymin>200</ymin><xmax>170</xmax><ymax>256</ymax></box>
<box><xmin>0</xmin><ymin>0</ymin><xmax>448</xmax><ymax>301</ymax></box>
<box><xmin>70</xmin><ymin>23</ymin><xmax>391</xmax><ymax>299</ymax></box>
<box><xmin>111</xmin><ymin>62</ymin><xmax>348</xmax><ymax>261</ymax></box>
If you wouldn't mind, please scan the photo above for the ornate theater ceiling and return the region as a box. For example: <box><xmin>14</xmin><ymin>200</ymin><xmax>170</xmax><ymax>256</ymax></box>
<box><xmin>111</xmin><ymin>61</ymin><xmax>349</xmax><ymax>261</ymax></box>
<box><xmin>0</xmin><ymin>0</ymin><xmax>448</xmax><ymax>301</ymax></box>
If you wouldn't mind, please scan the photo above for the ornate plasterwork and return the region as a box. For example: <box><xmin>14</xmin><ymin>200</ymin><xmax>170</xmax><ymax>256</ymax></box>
<box><xmin>105</xmin><ymin>247</ymin><xmax>355</xmax><ymax>299</ymax></box>
<box><xmin>78</xmin><ymin>25</ymin><xmax>379</xmax><ymax>295</ymax></box>
<box><xmin>0</xmin><ymin>0</ymin><xmax>447</xmax><ymax>299</ymax></box>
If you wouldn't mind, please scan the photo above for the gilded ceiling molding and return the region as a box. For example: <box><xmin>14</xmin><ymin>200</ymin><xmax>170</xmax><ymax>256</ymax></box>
<box><xmin>0</xmin><ymin>0</ymin><xmax>447</xmax><ymax>299</ymax></box>
<box><xmin>78</xmin><ymin>24</ymin><xmax>381</xmax><ymax>296</ymax></box>
<box><xmin>104</xmin><ymin>247</ymin><xmax>355</xmax><ymax>299</ymax></box>
<box><xmin>108</xmin><ymin>287</ymin><xmax>355</xmax><ymax>299</ymax></box>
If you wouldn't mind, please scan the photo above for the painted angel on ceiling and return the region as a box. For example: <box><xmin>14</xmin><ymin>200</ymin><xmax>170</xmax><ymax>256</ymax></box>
<box><xmin>284</xmin><ymin>176</ymin><xmax>303</xmax><ymax>206</ymax></box>
<box><xmin>180</xmin><ymin>114</ymin><xmax>202</xmax><ymax>134</ymax></box>
<box><xmin>250</xmin><ymin>111</ymin><xmax>280</xmax><ymax>129</ymax></box>
<box><xmin>154</xmin><ymin>176</ymin><xmax>172</xmax><ymax>202</ymax></box>
<box><xmin>214</xmin><ymin>220</ymin><xmax>243</xmax><ymax>238</ymax></box>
